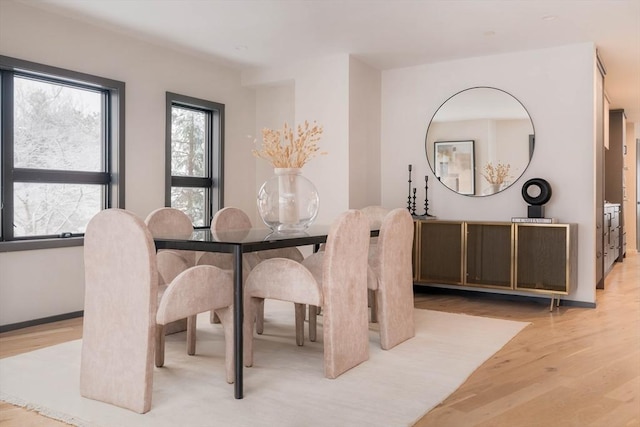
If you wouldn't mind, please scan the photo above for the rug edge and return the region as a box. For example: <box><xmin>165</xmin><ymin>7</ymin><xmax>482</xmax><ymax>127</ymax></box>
<box><xmin>1</xmin><ymin>391</ymin><xmax>88</xmax><ymax>427</ymax></box>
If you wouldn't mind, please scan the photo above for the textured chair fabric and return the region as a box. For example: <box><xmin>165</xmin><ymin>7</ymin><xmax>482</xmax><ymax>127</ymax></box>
<box><xmin>361</xmin><ymin>205</ymin><xmax>391</xmax><ymax>230</ymax></box>
<box><xmin>244</xmin><ymin>210</ymin><xmax>370</xmax><ymax>379</ymax></box>
<box><xmin>199</xmin><ymin>207</ymin><xmax>256</xmax><ymax>325</ymax></box>
<box><xmin>145</xmin><ymin>207</ymin><xmax>196</xmax><ymax>283</ymax></box>
<box><xmin>360</xmin><ymin>205</ymin><xmax>391</xmax><ymax>322</ymax></box>
<box><xmin>367</xmin><ymin>208</ymin><xmax>416</xmax><ymax>350</ymax></box>
<box><xmin>145</xmin><ymin>207</ymin><xmax>196</xmax><ymax>334</ymax></box>
<box><xmin>81</xmin><ymin>209</ymin><xmax>157</xmax><ymax>414</ymax></box>
<box><xmin>81</xmin><ymin>209</ymin><xmax>234</xmax><ymax>414</ymax></box>
<box><xmin>202</xmin><ymin>206</ymin><xmax>260</xmax><ymax>270</ymax></box>
<box><xmin>155</xmin><ymin>265</ymin><xmax>235</xmax><ymax>384</ymax></box>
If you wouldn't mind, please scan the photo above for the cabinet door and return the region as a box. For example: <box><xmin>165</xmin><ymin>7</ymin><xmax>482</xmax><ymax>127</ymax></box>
<box><xmin>416</xmin><ymin>221</ymin><xmax>463</xmax><ymax>284</ymax></box>
<box><xmin>466</xmin><ymin>223</ymin><xmax>512</xmax><ymax>288</ymax></box>
<box><xmin>515</xmin><ymin>224</ymin><xmax>571</xmax><ymax>293</ymax></box>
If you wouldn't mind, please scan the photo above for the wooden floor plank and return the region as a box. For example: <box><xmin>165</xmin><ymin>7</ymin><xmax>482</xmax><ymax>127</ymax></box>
<box><xmin>413</xmin><ymin>251</ymin><xmax>640</xmax><ymax>426</ymax></box>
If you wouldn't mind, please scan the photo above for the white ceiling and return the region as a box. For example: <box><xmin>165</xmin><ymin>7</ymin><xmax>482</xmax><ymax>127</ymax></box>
<box><xmin>28</xmin><ymin>0</ymin><xmax>640</xmax><ymax>125</ymax></box>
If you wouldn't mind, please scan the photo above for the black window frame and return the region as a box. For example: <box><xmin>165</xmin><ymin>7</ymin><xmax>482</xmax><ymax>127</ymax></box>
<box><xmin>165</xmin><ymin>92</ymin><xmax>224</xmax><ymax>228</ymax></box>
<box><xmin>0</xmin><ymin>55</ymin><xmax>125</xmax><ymax>252</ymax></box>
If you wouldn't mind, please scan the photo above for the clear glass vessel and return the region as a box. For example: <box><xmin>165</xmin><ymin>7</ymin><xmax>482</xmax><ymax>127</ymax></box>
<box><xmin>257</xmin><ymin>168</ymin><xmax>319</xmax><ymax>232</ymax></box>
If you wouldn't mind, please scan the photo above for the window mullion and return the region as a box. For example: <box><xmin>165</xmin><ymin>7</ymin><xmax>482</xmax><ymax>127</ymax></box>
<box><xmin>13</xmin><ymin>169</ymin><xmax>111</xmax><ymax>185</ymax></box>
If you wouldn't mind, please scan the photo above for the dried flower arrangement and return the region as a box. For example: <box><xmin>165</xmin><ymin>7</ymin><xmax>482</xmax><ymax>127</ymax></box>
<box><xmin>481</xmin><ymin>162</ymin><xmax>511</xmax><ymax>184</ymax></box>
<box><xmin>252</xmin><ymin>121</ymin><xmax>326</xmax><ymax>168</ymax></box>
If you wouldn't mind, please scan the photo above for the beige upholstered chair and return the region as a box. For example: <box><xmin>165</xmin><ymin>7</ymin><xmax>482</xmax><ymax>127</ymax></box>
<box><xmin>155</xmin><ymin>264</ymin><xmax>234</xmax><ymax>384</ymax></box>
<box><xmin>243</xmin><ymin>209</ymin><xmax>370</xmax><ymax>379</ymax></box>
<box><xmin>306</xmin><ymin>207</ymin><xmax>415</xmax><ymax>349</ymax></box>
<box><xmin>81</xmin><ymin>209</ymin><xmax>234</xmax><ymax>414</ymax></box>
<box><xmin>366</xmin><ymin>208</ymin><xmax>415</xmax><ymax>349</ymax></box>
<box><xmin>199</xmin><ymin>206</ymin><xmax>304</xmax><ymax>333</ymax></box>
<box><xmin>145</xmin><ymin>207</ymin><xmax>196</xmax><ymax>334</ymax></box>
<box><xmin>205</xmin><ymin>206</ymin><xmax>304</xmax><ymax>268</ymax></box>
<box><xmin>145</xmin><ymin>207</ymin><xmax>197</xmax><ymax>277</ymax></box>
<box><xmin>360</xmin><ymin>205</ymin><xmax>391</xmax><ymax>322</ymax></box>
<box><xmin>361</xmin><ymin>205</ymin><xmax>391</xmax><ymax>231</ymax></box>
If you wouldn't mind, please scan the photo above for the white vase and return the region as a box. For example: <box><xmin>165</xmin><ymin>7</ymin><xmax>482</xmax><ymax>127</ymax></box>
<box><xmin>257</xmin><ymin>168</ymin><xmax>319</xmax><ymax>232</ymax></box>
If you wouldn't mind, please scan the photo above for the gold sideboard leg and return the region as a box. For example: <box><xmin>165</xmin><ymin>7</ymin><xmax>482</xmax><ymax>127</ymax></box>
<box><xmin>549</xmin><ymin>295</ymin><xmax>555</xmax><ymax>312</ymax></box>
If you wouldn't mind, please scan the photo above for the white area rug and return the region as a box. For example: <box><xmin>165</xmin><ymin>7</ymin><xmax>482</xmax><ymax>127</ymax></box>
<box><xmin>0</xmin><ymin>301</ymin><xmax>528</xmax><ymax>427</ymax></box>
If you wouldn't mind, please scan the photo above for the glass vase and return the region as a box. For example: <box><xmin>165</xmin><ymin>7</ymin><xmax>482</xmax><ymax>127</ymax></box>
<box><xmin>257</xmin><ymin>168</ymin><xmax>319</xmax><ymax>232</ymax></box>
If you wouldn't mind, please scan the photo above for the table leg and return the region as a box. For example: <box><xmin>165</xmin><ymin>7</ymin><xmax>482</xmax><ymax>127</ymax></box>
<box><xmin>233</xmin><ymin>246</ymin><xmax>244</xmax><ymax>399</ymax></box>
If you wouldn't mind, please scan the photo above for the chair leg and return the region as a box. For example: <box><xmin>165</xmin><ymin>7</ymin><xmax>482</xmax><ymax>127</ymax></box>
<box><xmin>295</xmin><ymin>303</ymin><xmax>306</xmax><ymax>346</ymax></box>
<box><xmin>155</xmin><ymin>325</ymin><xmax>165</xmax><ymax>368</ymax></box>
<box><xmin>256</xmin><ymin>300</ymin><xmax>265</xmax><ymax>335</ymax></box>
<box><xmin>243</xmin><ymin>297</ymin><xmax>261</xmax><ymax>367</ymax></box>
<box><xmin>187</xmin><ymin>315</ymin><xmax>197</xmax><ymax>356</ymax></box>
<box><xmin>216</xmin><ymin>307</ymin><xmax>235</xmax><ymax>384</ymax></box>
<box><xmin>309</xmin><ymin>305</ymin><xmax>318</xmax><ymax>342</ymax></box>
<box><xmin>369</xmin><ymin>289</ymin><xmax>378</xmax><ymax>323</ymax></box>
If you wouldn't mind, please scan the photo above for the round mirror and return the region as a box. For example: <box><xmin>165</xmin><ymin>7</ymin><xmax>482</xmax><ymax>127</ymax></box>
<box><xmin>425</xmin><ymin>87</ymin><xmax>534</xmax><ymax>196</ymax></box>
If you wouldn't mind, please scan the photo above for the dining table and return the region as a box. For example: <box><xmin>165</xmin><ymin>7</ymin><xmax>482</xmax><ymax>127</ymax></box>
<box><xmin>154</xmin><ymin>224</ymin><xmax>378</xmax><ymax>399</ymax></box>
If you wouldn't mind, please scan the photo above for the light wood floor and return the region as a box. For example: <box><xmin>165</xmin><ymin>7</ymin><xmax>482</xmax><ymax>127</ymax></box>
<box><xmin>1</xmin><ymin>253</ymin><xmax>638</xmax><ymax>426</ymax></box>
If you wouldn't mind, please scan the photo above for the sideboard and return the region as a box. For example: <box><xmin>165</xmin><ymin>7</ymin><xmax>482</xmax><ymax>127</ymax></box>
<box><xmin>412</xmin><ymin>220</ymin><xmax>578</xmax><ymax>309</ymax></box>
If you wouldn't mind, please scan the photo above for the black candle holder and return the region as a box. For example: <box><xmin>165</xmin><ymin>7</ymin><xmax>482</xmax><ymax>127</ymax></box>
<box><xmin>423</xmin><ymin>175</ymin><xmax>434</xmax><ymax>217</ymax></box>
<box><xmin>412</xmin><ymin>188</ymin><xmax>417</xmax><ymax>215</ymax></box>
<box><xmin>406</xmin><ymin>165</ymin><xmax>436</xmax><ymax>219</ymax></box>
<box><xmin>407</xmin><ymin>164</ymin><xmax>413</xmax><ymax>212</ymax></box>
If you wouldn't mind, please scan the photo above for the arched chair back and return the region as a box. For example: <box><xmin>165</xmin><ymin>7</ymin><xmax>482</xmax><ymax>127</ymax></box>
<box><xmin>81</xmin><ymin>209</ymin><xmax>157</xmax><ymax>413</ymax></box>
<box><xmin>320</xmin><ymin>210</ymin><xmax>371</xmax><ymax>377</ymax></box>
<box><xmin>370</xmin><ymin>208</ymin><xmax>415</xmax><ymax>349</ymax></box>
<box><xmin>145</xmin><ymin>207</ymin><xmax>196</xmax><ymax>269</ymax></box>
<box><xmin>211</xmin><ymin>206</ymin><xmax>252</xmax><ymax>231</ymax></box>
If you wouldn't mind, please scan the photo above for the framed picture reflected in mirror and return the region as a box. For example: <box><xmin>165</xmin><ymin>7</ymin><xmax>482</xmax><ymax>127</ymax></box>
<box><xmin>434</xmin><ymin>140</ymin><xmax>475</xmax><ymax>195</ymax></box>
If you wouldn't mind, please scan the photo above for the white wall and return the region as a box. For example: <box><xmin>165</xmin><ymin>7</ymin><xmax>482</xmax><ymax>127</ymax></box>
<box><xmin>381</xmin><ymin>43</ymin><xmax>597</xmax><ymax>304</ymax></box>
<box><xmin>0</xmin><ymin>1</ymin><xmax>256</xmax><ymax>325</ymax></box>
<box><xmin>348</xmin><ymin>57</ymin><xmax>382</xmax><ymax>209</ymax></box>
<box><xmin>244</xmin><ymin>56</ymin><xmax>383</xmax><ymax>216</ymax></box>
<box><xmin>253</xmin><ymin>82</ymin><xmax>296</xmax><ymax>224</ymax></box>
<box><xmin>0</xmin><ymin>2</ymin><xmax>603</xmax><ymax>326</ymax></box>
<box><xmin>243</xmin><ymin>55</ymin><xmax>351</xmax><ymax>224</ymax></box>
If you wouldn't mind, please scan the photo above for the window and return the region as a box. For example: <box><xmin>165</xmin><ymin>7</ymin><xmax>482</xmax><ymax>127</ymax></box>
<box><xmin>166</xmin><ymin>92</ymin><xmax>223</xmax><ymax>228</ymax></box>
<box><xmin>0</xmin><ymin>56</ymin><xmax>124</xmax><ymax>250</ymax></box>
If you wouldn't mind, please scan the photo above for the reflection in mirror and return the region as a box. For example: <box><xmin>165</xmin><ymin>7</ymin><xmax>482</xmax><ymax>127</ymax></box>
<box><xmin>425</xmin><ymin>87</ymin><xmax>534</xmax><ymax>196</ymax></box>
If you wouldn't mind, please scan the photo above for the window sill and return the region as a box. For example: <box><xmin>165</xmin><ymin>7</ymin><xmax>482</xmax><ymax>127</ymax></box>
<box><xmin>0</xmin><ymin>237</ymin><xmax>84</xmax><ymax>252</ymax></box>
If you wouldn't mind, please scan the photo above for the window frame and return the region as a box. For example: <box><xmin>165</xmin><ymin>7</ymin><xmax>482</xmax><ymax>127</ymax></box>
<box><xmin>165</xmin><ymin>92</ymin><xmax>224</xmax><ymax>228</ymax></box>
<box><xmin>0</xmin><ymin>55</ymin><xmax>125</xmax><ymax>252</ymax></box>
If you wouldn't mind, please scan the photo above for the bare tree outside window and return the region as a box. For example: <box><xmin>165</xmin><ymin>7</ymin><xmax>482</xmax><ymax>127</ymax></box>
<box><xmin>1</xmin><ymin>55</ymin><xmax>124</xmax><ymax>248</ymax></box>
<box><xmin>166</xmin><ymin>93</ymin><xmax>223</xmax><ymax>228</ymax></box>
<box><xmin>13</xmin><ymin>78</ymin><xmax>104</xmax><ymax>237</ymax></box>
<box><xmin>171</xmin><ymin>106</ymin><xmax>206</xmax><ymax>225</ymax></box>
